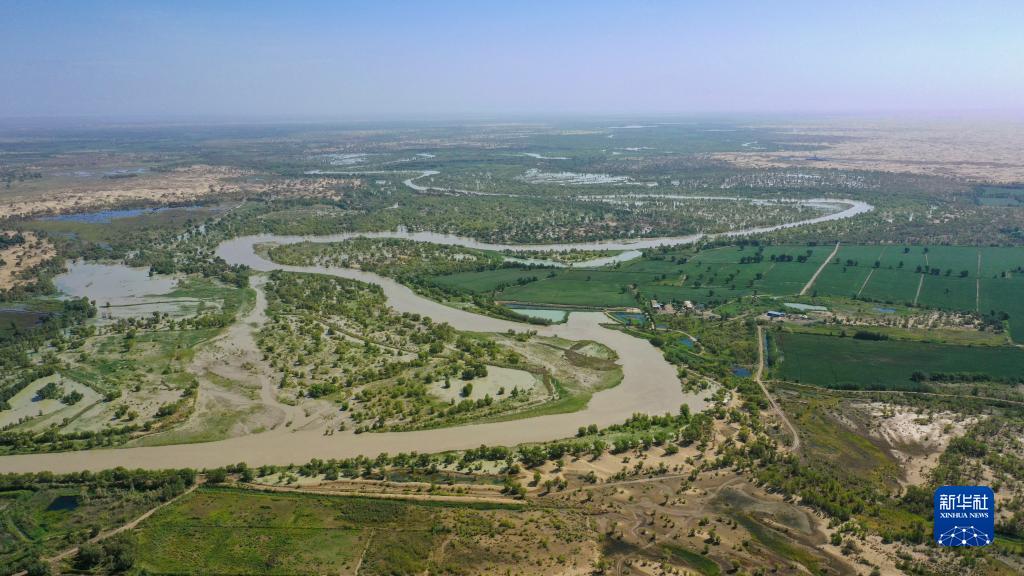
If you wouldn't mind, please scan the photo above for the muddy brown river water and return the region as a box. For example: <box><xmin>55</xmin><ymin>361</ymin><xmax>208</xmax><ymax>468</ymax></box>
<box><xmin>0</xmin><ymin>238</ymin><xmax>701</xmax><ymax>473</ymax></box>
<box><xmin>0</xmin><ymin>196</ymin><xmax>873</xmax><ymax>473</ymax></box>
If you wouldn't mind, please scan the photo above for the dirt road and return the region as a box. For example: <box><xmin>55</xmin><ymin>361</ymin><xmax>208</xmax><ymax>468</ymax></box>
<box><xmin>799</xmin><ymin>241</ymin><xmax>840</xmax><ymax>296</ymax></box>
<box><xmin>755</xmin><ymin>325</ymin><xmax>800</xmax><ymax>452</ymax></box>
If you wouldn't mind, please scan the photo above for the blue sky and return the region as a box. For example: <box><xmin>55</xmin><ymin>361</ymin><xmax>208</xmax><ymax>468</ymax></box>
<box><xmin>1</xmin><ymin>0</ymin><xmax>1022</xmax><ymax>119</ymax></box>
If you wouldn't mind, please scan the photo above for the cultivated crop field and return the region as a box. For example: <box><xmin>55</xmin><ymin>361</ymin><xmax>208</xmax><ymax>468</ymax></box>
<box><xmin>428</xmin><ymin>267</ymin><xmax>549</xmax><ymax>294</ymax></box>
<box><xmin>772</xmin><ymin>331</ymin><xmax>1024</xmax><ymax>390</ymax></box>
<box><xmin>438</xmin><ymin>244</ymin><xmax>1024</xmax><ymax>341</ymax></box>
<box><xmin>496</xmin><ymin>269</ymin><xmax>640</xmax><ymax>307</ymax></box>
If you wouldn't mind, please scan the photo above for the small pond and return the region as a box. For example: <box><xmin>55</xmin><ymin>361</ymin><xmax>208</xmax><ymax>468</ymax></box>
<box><xmin>611</xmin><ymin>312</ymin><xmax>647</xmax><ymax>325</ymax></box>
<box><xmin>505</xmin><ymin>307</ymin><xmax>567</xmax><ymax>323</ymax></box>
<box><xmin>41</xmin><ymin>205</ymin><xmax>203</xmax><ymax>224</ymax></box>
<box><xmin>731</xmin><ymin>366</ymin><xmax>752</xmax><ymax>377</ymax></box>
<box><xmin>46</xmin><ymin>495</ymin><xmax>80</xmax><ymax>512</ymax></box>
<box><xmin>784</xmin><ymin>302</ymin><xmax>828</xmax><ymax>312</ymax></box>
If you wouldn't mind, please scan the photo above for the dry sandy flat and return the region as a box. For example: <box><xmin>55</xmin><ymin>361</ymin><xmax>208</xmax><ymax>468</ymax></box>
<box><xmin>132</xmin><ymin>276</ymin><xmax>327</xmax><ymax>446</ymax></box>
<box><xmin>431</xmin><ymin>366</ymin><xmax>539</xmax><ymax>402</ymax></box>
<box><xmin>714</xmin><ymin>119</ymin><xmax>1024</xmax><ymax>183</ymax></box>
<box><xmin>0</xmin><ymin>165</ymin><xmax>251</xmax><ymax>219</ymax></box>
<box><xmin>0</xmin><ymin>163</ymin><xmax>362</xmax><ymax>219</ymax></box>
<box><xmin>0</xmin><ymin>374</ymin><xmax>101</xmax><ymax>429</ymax></box>
<box><xmin>866</xmin><ymin>403</ymin><xmax>973</xmax><ymax>486</ymax></box>
<box><xmin>0</xmin><ymin>231</ymin><xmax>54</xmax><ymax>289</ymax></box>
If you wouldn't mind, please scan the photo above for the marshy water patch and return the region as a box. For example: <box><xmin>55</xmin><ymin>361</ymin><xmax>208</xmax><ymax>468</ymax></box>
<box><xmin>784</xmin><ymin>303</ymin><xmax>828</xmax><ymax>312</ymax></box>
<box><xmin>522</xmin><ymin>152</ymin><xmax>570</xmax><ymax>160</ymax></box>
<box><xmin>55</xmin><ymin>261</ymin><xmax>179</xmax><ymax>305</ymax></box>
<box><xmin>517</xmin><ymin>169</ymin><xmax>632</xmax><ymax>185</ymax></box>
<box><xmin>0</xmin><ymin>306</ymin><xmax>50</xmax><ymax>331</ymax></box>
<box><xmin>316</xmin><ymin>153</ymin><xmax>370</xmax><ymax>166</ymax></box>
<box><xmin>506</xmin><ymin>306</ymin><xmax>568</xmax><ymax>323</ymax></box>
<box><xmin>41</xmin><ymin>205</ymin><xmax>203</xmax><ymax>224</ymax></box>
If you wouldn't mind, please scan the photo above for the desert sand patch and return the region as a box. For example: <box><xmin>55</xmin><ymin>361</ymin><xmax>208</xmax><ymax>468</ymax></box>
<box><xmin>0</xmin><ymin>231</ymin><xmax>55</xmax><ymax>290</ymax></box>
<box><xmin>0</xmin><ymin>162</ymin><xmax>366</xmax><ymax>220</ymax></box>
<box><xmin>714</xmin><ymin>120</ymin><xmax>1024</xmax><ymax>183</ymax></box>
<box><xmin>865</xmin><ymin>402</ymin><xmax>974</xmax><ymax>485</ymax></box>
<box><xmin>0</xmin><ymin>165</ymin><xmax>249</xmax><ymax>219</ymax></box>
<box><xmin>0</xmin><ymin>373</ymin><xmax>101</xmax><ymax>429</ymax></box>
<box><xmin>432</xmin><ymin>365</ymin><xmax>540</xmax><ymax>402</ymax></box>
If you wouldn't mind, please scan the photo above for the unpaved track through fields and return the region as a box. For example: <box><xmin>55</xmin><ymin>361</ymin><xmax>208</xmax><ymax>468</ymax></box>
<box><xmin>800</xmin><ymin>241</ymin><xmax>840</xmax><ymax>296</ymax></box>
<box><xmin>755</xmin><ymin>326</ymin><xmax>800</xmax><ymax>452</ymax></box>
<box><xmin>8</xmin><ymin>484</ymin><xmax>201</xmax><ymax>576</ymax></box>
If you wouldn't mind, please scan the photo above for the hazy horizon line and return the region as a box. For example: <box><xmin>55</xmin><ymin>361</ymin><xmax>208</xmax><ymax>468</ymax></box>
<box><xmin>1</xmin><ymin>109</ymin><xmax>1022</xmax><ymax>131</ymax></box>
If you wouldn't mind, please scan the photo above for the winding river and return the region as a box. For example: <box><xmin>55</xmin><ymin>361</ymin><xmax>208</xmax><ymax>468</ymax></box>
<box><xmin>0</xmin><ymin>191</ymin><xmax>873</xmax><ymax>474</ymax></box>
<box><xmin>309</xmin><ymin>168</ymin><xmax>873</xmax><ymax>266</ymax></box>
<box><xmin>219</xmin><ymin>196</ymin><xmax>873</xmax><ymax>268</ymax></box>
<box><xmin>0</xmin><ymin>243</ymin><xmax>700</xmax><ymax>472</ymax></box>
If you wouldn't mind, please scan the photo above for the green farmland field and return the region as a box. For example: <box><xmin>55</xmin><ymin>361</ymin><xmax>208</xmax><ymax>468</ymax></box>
<box><xmin>773</xmin><ymin>332</ymin><xmax>1024</xmax><ymax>390</ymax></box>
<box><xmin>980</xmin><ymin>276</ymin><xmax>1024</xmax><ymax>342</ymax></box>
<box><xmin>855</xmin><ymin>268</ymin><xmax>921</xmax><ymax>305</ymax></box>
<box><xmin>427</xmin><ymin>268</ymin><xmax>550</xmax><ymax>293</ymax></box>
<box><xmin>498</xmin><ymin>271</ymin><xmax>639</xmax><ymax>307</ymax></box>
<box><xmin>810</xmin><ymin>245</ymin><xmax>882</xmax><ymax>297</ymax></box>
<box><xmin>427</xmin><ymin>245</ymin><xmax>1024</xmax><ymax>340</ymax></box>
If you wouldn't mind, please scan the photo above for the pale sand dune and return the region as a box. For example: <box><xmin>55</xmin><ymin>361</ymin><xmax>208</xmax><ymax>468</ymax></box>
<box><xmin>714</xmin><ymin>120</ymin><xmax>1024</xmax><ymax>183</ymax></box>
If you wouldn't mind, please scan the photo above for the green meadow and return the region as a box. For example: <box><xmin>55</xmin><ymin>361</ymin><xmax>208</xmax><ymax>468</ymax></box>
<box><xmin>133</xmin><ymin>487</ymin><xmax>528</xmax><ymax>576</ymax></box>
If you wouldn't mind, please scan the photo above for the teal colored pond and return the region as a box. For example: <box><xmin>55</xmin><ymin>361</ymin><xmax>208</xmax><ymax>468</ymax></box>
<box><xmin>678</xmin><ymin>337</ymin><xmax>694</xmax><ymax>348</ymax></box>
<box><xmin>611</xmin><ymin>312</ymin><xmax>647</xmax><ymax>325</ymax></box>
<box><xmin>506</xmin><ymin>307</ymin><xmax>567</xmax><ymax>322</ymax></box>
